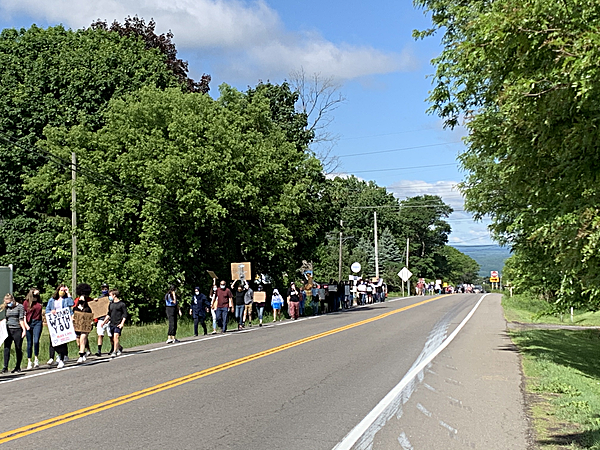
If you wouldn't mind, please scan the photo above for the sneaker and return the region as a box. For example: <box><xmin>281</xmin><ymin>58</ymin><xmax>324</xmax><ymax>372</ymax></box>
<box><xmin>116</xmin><ymin>350</ymin><xmax>122</xmax><ymax>356</ymax></box>
<box><xmin>63</xmin><ymin>355</ymin><xmax>69</xmax><ymax>362</ymax></box>
<box><xmin>259</xmin><ymin>323</ymin><xmax>262</xmax><ymax>327</ymax></box>
<box><xmin>27</xmin><ymin>361</ymin><xmax>32</xmax><ymax>370</ymax></box>
<box><xmin>248</xmin><ymin>323</ymin><xmax>252</xmax><ymax>327</ymax></box>
<box><xmin>57</xmin><ymin>360</ymin><xmax>65</xmax><ymax>369</ymax></box>
<box><xmin>109</xmin><ymin>352</ymin><xmax>117</xmax><ymax>358</ymax></box>
<box><xmin>47</xmin><ymin>358</ymin><xmax>55</xmax><ymax>365</ymax></box>
<box><xmin>211</xmin><ymin>330</ymin><xmax>217</xmax><ymax>335</ymax></box>
<box><xmin>33</xmin><ymin>358</ymin><xmax>39</xmax><ymax>368</ymax></box>
<box><xmin>166</xmin><ymin>339</ymin><xmax>173</xmax><ymax>344</ymax></box>
<box><xmin>173</xmin><ymin>339</ymin><xmax>180</xmax><ymax>343</ymax></box>
<box><xmin>77</xmin><ymin>356</ymin><xmax>84</xmax><ymax>363</ymax></box>
<box><xmin>85</xmin><ymin>351</ymin><xmax>91</xmax><ymax>357</ymax></box>
<box><xmin>94</xmin><ymin>352</ymin><xmax>101</xmax><ymax>357</ymax></box>
<box><xmin>0</xmin><ymin>368</ymin><xmax>7</xmax><ymax>374</ymax></box>
<box><xmin>11</xmin><ymin>368</ymin><xmax>21</xmax><ymax>374</ymax></box>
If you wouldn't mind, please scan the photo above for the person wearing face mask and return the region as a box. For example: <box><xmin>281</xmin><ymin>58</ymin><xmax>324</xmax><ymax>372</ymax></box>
<box><xmin>287</xmin><ymin>282</ymin><xmax>301</xmax><ymax>320</ymax></box>
<box><xmin>74</xmin><ymin>283</ymin><xmax>94</xmax><ymax>363</ymax></box>
<box><xmin>209</xmin><ymin>281</ymin><xmax>219</xmax><ymax>334</ymax></box>
<box><xmin>45</xmin><ymin>285</ymin><xmax>74</xmax><ymax>369</ymax></box>
<box><xmin>23</xmin><ymin>288</ymin><xmax>43</xmax><ymax>370</ymax></box>
<box><xmin>215</xmin><ymin>280</ymin><xmax>233</xmax><ymax>333</ymax></box>
<box><xmin>1</xmin><ymin>293</ymin><xmax>27</xmax><ymax>374</ymax></box>
<box><xmin>92</xmin><ymin>283</ymin><xmax>112</xmax><ymax>357</ymax></box>
<box><xmin>100</xmin><ymin>289</ymin><xmax>127</xmax><ymax>357</ymax></box>
<box><xmin>189</xmin><ymin>287</ymin><xmax>210</xmax><ymax>336</ymax></box>
<box><xmin>234</xmin><ymin>281</ymin><xmax>247</xmax><ymax>331</ymax></box>
<box><xmin>271</xmin><ymin>289</ymin><xmax>284</xmax><ymax>322</ymax></box>
<box><xmin>165</xmin><ymin>285</ymin><xmax>181</xmax><ymax>344</ymax></box>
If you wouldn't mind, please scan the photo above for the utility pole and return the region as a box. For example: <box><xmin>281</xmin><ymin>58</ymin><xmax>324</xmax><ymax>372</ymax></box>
<box><xmin>338</xmin><ymin>219</ymin><xmax>343</xmax><ymax>282</ymax></box>
<box><xmin>71</xmin><ymin>152</ymin><xmax>77</xmax><ymax>295</ymax></box>
<box><xmin>374</xmin><ymin>211</ymin><xmax>379</xmax><ymax>279</ymax></box>
<box><xmin>406</xmin><ymin>237</ymin><xmax>410</xmax><ymax>296</ymax></box>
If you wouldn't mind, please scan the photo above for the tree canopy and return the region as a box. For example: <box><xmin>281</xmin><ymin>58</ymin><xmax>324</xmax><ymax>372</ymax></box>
<box><xmin>415</xmin><ymin>0</ymin><xmax>600</xmax><ymax>308</ymax></box>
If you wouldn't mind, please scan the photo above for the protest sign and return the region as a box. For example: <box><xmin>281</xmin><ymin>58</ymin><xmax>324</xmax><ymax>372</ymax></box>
<box><xmin>73</xmin><ymin>311</ymin><xmax>94</xmax><ymax>333</ymax></box>
<box><xmin>45</xmin><ymin>307</ymin><xmax>76</xmax><ymax>347</ymax></box>
<box><xmin>89</xmin><ymin>296</ymin><xmax>109</xmax><ymax>319</ymax></box>
<box><xmin>253</xmin><ymin>292</ymin><xmax>266</xmax><ymax>303</ymax></box>
<box><xmin>0</xmin><ymin>319</ymin><xmax>7</xmax><ymax>346</ymax></box>
<box><xmin>231</xmin><ymin>262</ymin><xmax>251</xmax><ymax>281</ymax></box>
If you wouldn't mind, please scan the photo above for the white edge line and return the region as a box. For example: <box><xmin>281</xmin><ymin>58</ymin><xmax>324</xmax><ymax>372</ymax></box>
<box><xmin>332</xmin><ymin>293</ymin><xmax>489</xmax><ymax>450</ymax></box>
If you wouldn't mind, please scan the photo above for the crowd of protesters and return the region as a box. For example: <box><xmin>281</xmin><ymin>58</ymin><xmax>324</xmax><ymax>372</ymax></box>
<box><xmin>0</xmin><ymin>275</ymin><xmax>391</xmax><ymax>374</ymax></box>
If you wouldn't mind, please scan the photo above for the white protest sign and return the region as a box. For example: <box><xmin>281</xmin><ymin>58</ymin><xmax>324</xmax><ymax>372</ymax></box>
<box><xmin>45</xmin><ymin>307</ymin><xmax>77</xmax><ymax>347</ymax></box>
<box><xmin>0</xmin><ymin>319</ymin><xmax>7</xmax><ymax>346</ymax></box>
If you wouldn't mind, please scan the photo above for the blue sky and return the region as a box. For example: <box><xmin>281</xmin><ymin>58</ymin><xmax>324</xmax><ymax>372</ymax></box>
<box><xmin>0</xmin><ymin>0</ymin><xmax>493</xmax><ymax>245</ymax></box>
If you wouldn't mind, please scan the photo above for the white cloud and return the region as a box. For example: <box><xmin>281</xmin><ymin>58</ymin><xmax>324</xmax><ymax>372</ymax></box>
<box><xmin>0</xmin><ymin>0</ymin><xmax>418</xmax><ymax>81</ymax></box>
<box><xmin>387</xmin><ymin>179</ymin><xmax>494</xmax><ymax>245</ymax></box>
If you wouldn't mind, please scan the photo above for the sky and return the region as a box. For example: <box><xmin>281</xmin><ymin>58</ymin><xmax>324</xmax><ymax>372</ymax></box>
<box><xmin>0</xmin><ymin>0</ymin><xmax>494</xmax><ymax>245</ymax></box>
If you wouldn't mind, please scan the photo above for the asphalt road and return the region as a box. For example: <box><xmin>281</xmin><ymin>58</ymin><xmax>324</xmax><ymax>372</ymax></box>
<box><xmin>0</xmin><ymin>293</ymin><xmax>529</xmax><ymax>450</ymax></box>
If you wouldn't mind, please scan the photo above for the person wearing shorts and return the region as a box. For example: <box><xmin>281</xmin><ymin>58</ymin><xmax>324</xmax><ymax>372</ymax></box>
<box><xmin>93</xmin><ymin>283</ymin><xmax>112</xmax><ymax>356</ymax></box>
<box><xmin>101</xmin><ymin>289</ymin><xmax>127</xmax><ymax>357</ymax></box>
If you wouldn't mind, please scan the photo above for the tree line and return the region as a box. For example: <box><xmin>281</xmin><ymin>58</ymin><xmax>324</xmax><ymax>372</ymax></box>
<box><xmin>0</xmin><ymin>18</ymin><xmax>479</xmax><ymax>322</ymax></box>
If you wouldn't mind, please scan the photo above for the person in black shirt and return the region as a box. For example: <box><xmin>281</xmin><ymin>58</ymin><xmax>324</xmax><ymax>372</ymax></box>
<box><xmin>101</xmin><ymin>289</ymin><xmax>127</xmax><ymax>357</ymax></box>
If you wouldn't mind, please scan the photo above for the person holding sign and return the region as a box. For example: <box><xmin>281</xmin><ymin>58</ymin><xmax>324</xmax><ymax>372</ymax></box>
<box><xmin>101</xmin><ymin>289</ymin><xmax>127</xmax><ymax>357</ymax></box>
<box><xmin>45</xmin><ymin>285</ymin><xmax>74</xmax><ymax>369</ymax></box>
<box><xmin>74</xmin><ymin>284</ymin><xmax>94</xmax><ymax>363</ymax></box>
<box><xmin>215</xmin><ymin>280</ymin><xmax>233</xmax><ymax>333</ymax></box>
<box><xmin>2</xmin><ymin>294</ymin><xmax>27</xmax><ymax>374</ymax></box>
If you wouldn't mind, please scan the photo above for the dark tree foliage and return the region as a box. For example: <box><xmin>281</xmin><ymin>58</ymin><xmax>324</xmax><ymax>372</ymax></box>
<box><xmin>90</xmin><ymin>16</ymin><xmax>211</xmax><ymax>94</ymax></box>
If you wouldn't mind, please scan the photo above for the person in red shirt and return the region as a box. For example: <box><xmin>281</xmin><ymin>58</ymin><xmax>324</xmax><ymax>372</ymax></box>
<box><xmin>215</xmin><ymin>280</ymin><xmax>233</xmax><ymax>333</ymax></box>
<box><xmin>23</xmin><ymin>288</ymin><xmax>43</xmax><ymax>370</ymax></box>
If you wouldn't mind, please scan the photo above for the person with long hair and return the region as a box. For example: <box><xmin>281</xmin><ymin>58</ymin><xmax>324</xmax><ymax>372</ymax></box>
<box><xmin>74</xmin><ymin>284</ymin><xmax>94</xmax><ymax>363</ymax></box>
<box><xmin>209</xmin><ymin>281</ymin><xmax>219</xmax><ymax>334</ymax></box>
<box><xmin>2</xmin><ymin>293</ymin><xmax>27</xmax><ymax>373</ymax></box>
<box><xmin>45</xmin><ymin>284</ymin><xmax>74</xmax><ymax>369</ymax></box>
<box><xmin>165</xmin><ymin>285</ymin><xmax>181</xmax><ymax>344</ymax></box>
<box><xmin>23</xmin><ymin>288</ymin><xmax>43</xmax><ymax>369</ymax></box>
<box><xmin>271</xmin><ymin>289</ymin><xmax>284</xmax><ymax>322</ymax></box>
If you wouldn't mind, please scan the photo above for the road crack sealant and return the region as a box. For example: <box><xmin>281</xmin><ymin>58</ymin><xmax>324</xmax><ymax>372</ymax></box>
<box><xmin>332</xmin><ymin>294</ymin><xmax>488</xmax><ymax>450</ymax></box>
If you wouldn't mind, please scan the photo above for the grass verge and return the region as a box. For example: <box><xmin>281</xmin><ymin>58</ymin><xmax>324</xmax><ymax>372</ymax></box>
<box><xmin>503</xmin><ymin>294</ymin><xmax>600</xmax><ymax>326</ymax></box>
<box><xmin>512</xmin><ymin>329</ymin><xmax>600</xmax><ymax>449</ymax></box>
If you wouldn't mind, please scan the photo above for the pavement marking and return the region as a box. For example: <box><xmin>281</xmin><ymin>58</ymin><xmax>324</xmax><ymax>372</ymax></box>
<box><xmin>0</xmin><ymin>295</ymin><xmax>446</xmax><ymax>445</ymax></box>
<box><xmin>332</xmin><ymin>294</ymin><xmax>488</xmax><ymax>450</ymax></box>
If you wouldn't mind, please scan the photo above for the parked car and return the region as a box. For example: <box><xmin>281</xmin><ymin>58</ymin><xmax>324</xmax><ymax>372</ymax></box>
<box><xmin>473</xmin><ymin>285</ymin><xmax>485</xmax><ymax>294</ymax></box>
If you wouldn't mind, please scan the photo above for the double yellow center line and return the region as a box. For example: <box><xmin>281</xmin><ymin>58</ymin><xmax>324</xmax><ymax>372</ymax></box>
<box><xmin>0</xmin><ymin>295</ymin><xmax>444</xmax><ymax>445</ymax></box>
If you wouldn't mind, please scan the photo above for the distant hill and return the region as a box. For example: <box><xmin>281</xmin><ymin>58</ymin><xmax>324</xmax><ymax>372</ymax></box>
<box><xmin>452</xmin><ymin>245</ymin><xmax>512</xmax><ymax>277</ymax></box>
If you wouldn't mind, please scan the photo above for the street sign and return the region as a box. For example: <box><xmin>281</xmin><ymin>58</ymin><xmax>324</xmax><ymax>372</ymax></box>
<box><xmin>490</xmin><ymin>276</ymin><xmax>500</xmax><ymax>283</ymax></box>
<box><xmin>351</xmin><ymin>262</ymin><xmax>362</xmax><ymax>273</ymax></box>
<box><xmin>491</xmin><ymin>270</ymin><xmax>499</xmax><ymax>278</ymax></box>
<box><xmin>398</xmin><ymin>267</ymin><xmax>413</xmax><ymax>282</ymax></box>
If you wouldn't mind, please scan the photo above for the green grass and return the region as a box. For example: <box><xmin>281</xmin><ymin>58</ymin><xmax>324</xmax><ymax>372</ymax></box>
<box><xmin>502</xmin><ymin>294</ymin><xmax>600</xmax><ymax>326</ymax></box>
<box><xmin>511</xmin><ymin>329</ymin><xmax>600</xmax><ymax>449</ymax></box>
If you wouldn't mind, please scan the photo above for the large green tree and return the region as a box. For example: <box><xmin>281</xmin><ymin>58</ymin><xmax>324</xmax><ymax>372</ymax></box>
<box><xmin>414</xmin><ymin>0</ymin><xmax>600</xmax><ymax>309</ymax></box>
<box><xmin>0</xmin><ymin>21</ymin><xmax>207</xmax><ymax>296</ymax></box>
<box><xmin>26</xmin><ymin>85</ymin><xmax>327</xmax><ymax>321</ymax></box>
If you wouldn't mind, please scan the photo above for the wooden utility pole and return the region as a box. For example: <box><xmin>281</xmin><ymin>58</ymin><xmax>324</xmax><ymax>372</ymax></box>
<box><xmin>374</xmin><ymin>211</ymin><xmax>379</xmax><ymax>279</ymax></box>
<box><xmin>71</xmin><ymin>152</ymin><xmax>77</xmax><ymax>295</ymax></box>
<box><xmin>338</xmin><ymin>220</ymin><xmax>343</xmax><ymax>282</ymax></box>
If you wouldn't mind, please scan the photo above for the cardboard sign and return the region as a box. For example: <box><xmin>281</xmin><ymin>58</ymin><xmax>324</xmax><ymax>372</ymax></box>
<box><xmin>230</xmin><ymin>262</ymin><xmax>251</xmax><ymax>281</ymax></box>
<box><xmin>254</xmin><ymin>292</ymin><xmax>266</xmax><ymax>303</ymax></box>
<box><xmin>318</xmin><ymin>288</ymin><xmax>326</xmax><ymax>300</ymax></box>
<box><xmin>73</xmin><ymin>311</ymin><xmax>94</xmax><ymax>333</ymax></box>
<box><xmin>45</xmin><ymin>307</ymin><xmax>77</xmax><ymax>347</ymax></box>
<box><xmin>207</xmin><ymin>270</ymin><xmax>218</xmax><ymax>280</ymax></box>
<box><xmin>89</xmin><ymin>296</ymin><xmax>110</xmax><ymax>319</ymax></box>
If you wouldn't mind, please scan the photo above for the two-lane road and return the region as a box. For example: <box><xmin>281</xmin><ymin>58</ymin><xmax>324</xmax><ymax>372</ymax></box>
<box><xmin>0</xmin><ymin>293</ymin><xmax>528</xmax><ymax>450</ymax></box>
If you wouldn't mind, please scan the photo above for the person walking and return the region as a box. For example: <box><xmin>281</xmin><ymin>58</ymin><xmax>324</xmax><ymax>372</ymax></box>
<box><xmin>45</xmin><ymin>285</ymin><xmax>74</xmax><ymax>369</ymax></box>
<box><xmin>101</xmin><ymin>289</ymin><xmax>127</xmax><ymax>357</ymax></box>
<box><xmin>2</xmin><ymin>294</ymin><xmax>27</xmax><ymax>374</ymax></box>
<box><xmin>209</xmin><ymin>283</ymin><xmax>219</xmax><ymax>334</ymax></box>
<box><xmin>190</xmin><ymin>287</ymin><xmax>210</xmax><ymax>336</ymax></box>
<box><xmin>299</xmin><ymin>286</ymin><xmax>306</xmax><ymax>316</ymax></box>
<box><xmin>234</xmin><ymin>281</ymin><xmax>247</xmax><ymax>331</ymax></box>
<box><xmin>165</xmin><ymin>285</ymin><xmax>181</xmax><ymax>344</ymax></box>
<box><xmin>287</xmin><ymin>282</ymin><xmax>300</xmax><ymax>320</ymax></box>
<box><xmin>92</xmin><ymin>283</ymin><xmax>112</xmax><ymax>357</ymax></box>
<box><xmin>243</xmin><ymin>281</ymin><xmax>254</xmax><ymax>327</ymax></box>
<box><xmin>255</xmin><ymin>285</ymin><xmax>266</xmax><ymax>327</ymax></box>
<box><xmin>271</xmin><ymin>289</ymin><xmax>284</xmax><ymax>322</ymax></box>
<box><xmin>74</xmin><ymin>284</ymin><xmax>94</xmax><ymax>363</ymax></box>
<box><xmin>215</xmin><ymin>281</ymin><xmax>233</xmax><ymax>333</ymax></box>
<box><xmin>311</xmin><ymin>284</ymin><xmax>319</xmax><ymax>315</ymax></box>
<box><xmin>23</xmin><ymin>289</ymin><xmax>43</xmax><ymax>370</ymax></box>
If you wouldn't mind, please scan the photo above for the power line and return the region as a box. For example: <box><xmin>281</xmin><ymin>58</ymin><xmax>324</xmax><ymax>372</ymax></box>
<box><xmin>338</xmin><ymin>141</ymin><xmax>463</xmax><ymax>158</ymax></box>
<box><xmin>339</xmin><ymin>125</ymin><xmax>442</xmax><ymax>141</ymax></box>
<box><xmin>349</xmin><ymin>163</ymin><xmax>457</xmax><ymax>174</ymax></box>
